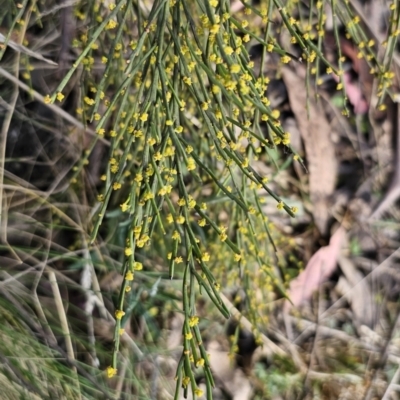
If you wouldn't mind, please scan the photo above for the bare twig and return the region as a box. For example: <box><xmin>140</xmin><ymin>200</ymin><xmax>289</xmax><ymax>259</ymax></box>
<box><xmin>0</xmin><ymin>66</ymin><xmax>109</xmax><ymax>146</ymax></box>
<box><xmin>0</xmin><ymin>33</ymin><xmax>58</xmax><ymax>65</ymax></box>
<box><xmin>370</xmin><ymin>103</ymin><xmax>400</xmax><ymax>219</ymax></box>
<box><xmin>47</xmin><ymin>271</ymin><xmax>75</xmax><ymax>362</ymax></box>
<box><xmin>220</xmin><ymin>292</ymin><xmax>286</xmax><ymax>357</ymax></box>
<box><xmin>48</xmin><ymin>270</ymin><xmax>82</xmax><ymax>399</ymax></box>
<box><xmin>382</xmin><ymin>361</ymin><xmax>400</xmax><ymax>400</ymax></box>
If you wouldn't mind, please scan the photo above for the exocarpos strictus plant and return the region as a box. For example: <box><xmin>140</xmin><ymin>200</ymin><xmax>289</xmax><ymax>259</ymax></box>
<box><xmin>1</xmin><ymin>0</ymin><xmax>398</xmax><ymax>398</ymax></box>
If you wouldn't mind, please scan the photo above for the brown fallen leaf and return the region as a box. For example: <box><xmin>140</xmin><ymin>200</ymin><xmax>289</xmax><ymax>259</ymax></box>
<box><xmin>282</xmin><ymin>67</ymin><xmax>338</xmax><ymax>235</ymax></box>
<box><xmin>284</xmin><ymin>226</ymin><xmax>346</xmax><ymax>311</ymax></box>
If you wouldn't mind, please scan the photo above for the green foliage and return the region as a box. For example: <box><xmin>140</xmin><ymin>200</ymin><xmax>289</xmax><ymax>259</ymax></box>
<box><xmin>1</xmin><ymin>0</ymin><xmax>399</xmax><ymax>398</ymax></box>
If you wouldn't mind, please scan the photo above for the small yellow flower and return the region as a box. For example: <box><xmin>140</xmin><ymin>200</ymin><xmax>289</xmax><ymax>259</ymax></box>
<box><xmin>56</xmin><ymin>92</ymin><xmax>64</xmax><ymax>102</ymax></box>
<box><xmin>182</xmin><ymin>376</ymin><xmax>190</xmax><ymax>388</ymax></box>
<box><xmin>198</xmin><ymin>218</ymin><xmax>206</xmax><ymax>227</ymax></box>
<box><xmin>153</xmin><ymin>151</ymin><xmax>163</xmax><ymax>161</ymax></box>
<box><xmin>234</xmin><ymin>254</ymin><xmax>241</xmax><ymax>261</ymax></box>
<box><xmin>84</xmin><ymin>96</ymin><xmax>95</xmax><ymax>105</ymax></box>
<box><xmin>106</xmin><ymin>366</ymin><xmax>117</xmax><ymax>378</ymax></box>
<box><xmin>271</xmin><ymin>109</ymin><xmax>280</xmax><ymax>119</ymax></box>
<box><xmin>136</xmin><ymin>235</ymin><xmax>150</xmax><ymax>248</ymax></box>
<box><xmin>134</xmin><ymin>173</ymin><xmax>143</xmax><ymax>183</ymax></box>
<box><xmin>115</xmin><ymin>310</ymin><xmax>125</xmax><ymax>320</ymax></box>
<box><xmin>158</xmin><ymin>186</ymin><xmax>167</xmax><ymax>196</ymax></box>
<box><xmin>176</xmin><ymin>215</ymin><xmax>185</xmax><ymax>224</ymax></box>
<box><xmin>106</xmin><ymin>20</ymin><xmax>117</xmax><ymax>30</ymax></box>
<box><xmin>44</xmin><ymin>95</ymin><xmax>51</xmax><ymax>104</ymax></box>
<box><xmin>201</xmin><ymin>252</ymin><xmax>210</xmax><ymax>262</ymax></box>
<box><xmin>261</xmin><ymin>96</ymin><xmax>270</xmax><ymax>106</ymax></box>
<box><xmin>224</xmin><ymin>46</ymin><xmax>234</xmax><ymax>55</ymax></box>
<box><xmin>185</xmin><ymin>332</ymin><xmax>193</xmax><ymax>340</ymax></box>
<box><xmin>120</xmin><ymin>202</ymin><xmax>129</xmax><ymax>212</ymax></box>
<box><xmin>212</xmin><ymin>85</ymin><xmax>220</xmax><ymax>94</ymax></box>
<box><xmin>277</xmin><ymin>201</ymin><xmax>284</xmax><ymax>210</ymax></box>
<box><xmin>140</xmin><ymin>112</ymin><xmax>148</xmax><ymax>122</ymax></box>
<box><xmin>210</xmin><ymin>23</ymin><xmax>220</xmax><ymax>34</ymax></box>
<box><xmin>187</xmin><ymin>196</ymin><xmax>196</xmax><ymax>208</ymax></box>
<box><xmin>172</xmin><ymin>230</ymin><xmax>180</xmax><ymax>241</ymax></box>
<box><xmin>230</xmin><ymin>64</ymin><xmax>241</xmax><ymax>73</ymax></box>
<box><xmin>187</xmin><ymin>157</ymin><xmax>196</xmax><ymax>171</ymax></box>
<box><xmin>196</xmin><ymin>358</ymin><xmax>205</xmax><ymax>367</ymax></box>
<box><xmin>133</xmin><ymin>262</ymin><xmax>143</xmax><ymax>270</ymax></box>
<box><xmin>125</xmin><ymin>247</ymin><xmax>133</xmax><ymax>256</ymax></box>
<box><xmin>282</xmin><ymin>132</ymin><xmax>291</xmax><ymax>145</ymax></box>
<box><xmin>189</xmin><ymin>316</ymin><xmax>199</xmax><ymax>327</ymax></box>
<box><xmin>125</xmin><ymin>271</ymin><xmax>134</xmax><ymax>281</ymax></box>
